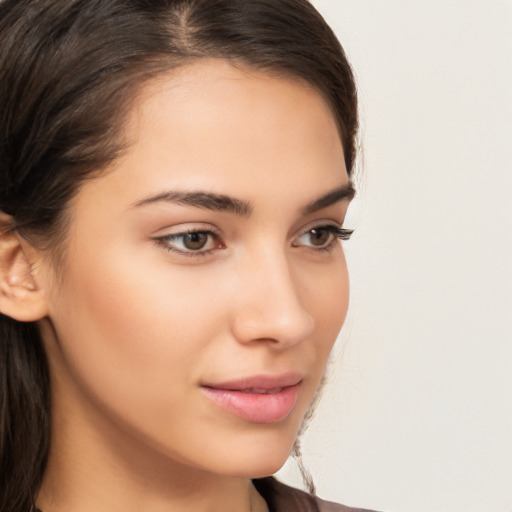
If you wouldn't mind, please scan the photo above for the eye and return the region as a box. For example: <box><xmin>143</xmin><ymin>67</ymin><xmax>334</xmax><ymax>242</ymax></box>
<box><xmin>293</xmin><ymin>225</ymin><xmax>353</xmax><ymax>250</ymax></box>
<box><xmin>154</xmin><ymin>229</ymin><xmax>223</xmax><ymax>255</ymax></box>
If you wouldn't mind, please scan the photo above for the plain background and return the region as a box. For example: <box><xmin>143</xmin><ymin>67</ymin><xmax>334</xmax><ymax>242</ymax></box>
<box><xmin>276</xmin><ymin>1</ymin><xmax>512</xmax><ymax>511</ymax></box>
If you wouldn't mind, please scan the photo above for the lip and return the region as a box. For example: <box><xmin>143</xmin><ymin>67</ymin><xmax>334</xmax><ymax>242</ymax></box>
<box><xmin>201</xmin><ymin>373</ymin><xmax>303</xmax><ymax>423</ymax></box>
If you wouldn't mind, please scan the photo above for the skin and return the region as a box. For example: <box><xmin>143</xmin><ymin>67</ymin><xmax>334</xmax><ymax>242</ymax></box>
<box><xmin>28</xmin><ymin>59</ymin><xmax>352</xmax><ymax>512</ymax></box>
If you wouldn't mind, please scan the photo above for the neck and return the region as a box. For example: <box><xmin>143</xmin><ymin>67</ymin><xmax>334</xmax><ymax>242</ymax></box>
<box><xmin>38</xmin><ymin>474</ymin><xmax>266</xmax><ymax>512</ymax></box>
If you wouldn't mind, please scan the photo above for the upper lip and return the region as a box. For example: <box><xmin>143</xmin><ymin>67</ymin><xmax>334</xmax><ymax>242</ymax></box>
<box><xmin>202</xmin><ymin>372</ymin><xmax>303</xmax><ymax>391</ymax></box>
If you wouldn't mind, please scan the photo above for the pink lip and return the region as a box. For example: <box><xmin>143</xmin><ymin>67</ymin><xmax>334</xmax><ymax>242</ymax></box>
<box><xmin>201</xmin><ymin>373</ymin><xmax>303</xmax><ymax>423</ymax></box>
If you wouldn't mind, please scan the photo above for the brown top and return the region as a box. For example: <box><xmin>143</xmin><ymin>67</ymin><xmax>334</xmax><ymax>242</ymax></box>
<box><xmin>253</xmin><ymin>477</ymin><xmax>381</xmax><ymax>512</ymax></box>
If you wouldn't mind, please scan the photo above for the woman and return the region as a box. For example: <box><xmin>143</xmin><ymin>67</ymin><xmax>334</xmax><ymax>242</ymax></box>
<box><xmin>0</xmin><ymin>1</ymin><xmax>374</xmax><ymax>511</ymax></box>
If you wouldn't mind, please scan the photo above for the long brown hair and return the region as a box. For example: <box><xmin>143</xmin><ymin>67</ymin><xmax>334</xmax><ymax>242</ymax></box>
<box><xmin>0</xmin><ymin>1</ymin><xmax>358</xmax><ymax>510</ymax></box>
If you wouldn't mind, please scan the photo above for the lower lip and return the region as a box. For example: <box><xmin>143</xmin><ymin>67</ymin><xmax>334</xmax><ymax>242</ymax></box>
<box><xmin>201</xmin><ymin>384</ymin><xmax>300</xmax><ymax>423</ymax></box>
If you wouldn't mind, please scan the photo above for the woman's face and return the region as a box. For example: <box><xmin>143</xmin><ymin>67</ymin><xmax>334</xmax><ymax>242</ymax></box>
<box><xmin>38</xmin><ymin>59</ymin><xmax>352</xmax><ymax>479</ymax></box>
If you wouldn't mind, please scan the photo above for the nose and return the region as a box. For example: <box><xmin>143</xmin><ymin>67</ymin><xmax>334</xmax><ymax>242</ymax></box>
<box><xmin>230</xmin><ymin>249</ymin><xmax>315</xmax><ymax>348</ymax></box>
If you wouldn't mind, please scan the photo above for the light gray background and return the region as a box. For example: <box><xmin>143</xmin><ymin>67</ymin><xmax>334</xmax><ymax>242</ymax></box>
<box><xmin>277</xmin><ymin>1</ymin><xmax>512</xmax><ymax>511</ymax></box>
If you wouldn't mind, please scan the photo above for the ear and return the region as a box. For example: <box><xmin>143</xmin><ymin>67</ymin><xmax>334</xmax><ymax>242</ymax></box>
<box><xmin>0</xmin><ymin>212</ymin><xmax>48</xmax><ymax>322</ymax></box>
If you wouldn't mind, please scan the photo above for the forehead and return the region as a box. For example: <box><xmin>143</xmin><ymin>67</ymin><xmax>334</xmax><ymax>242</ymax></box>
<box><xmin>116</xmin><ymin>59</ymin><xmax>347</xmax><ymax>193</ymax></box>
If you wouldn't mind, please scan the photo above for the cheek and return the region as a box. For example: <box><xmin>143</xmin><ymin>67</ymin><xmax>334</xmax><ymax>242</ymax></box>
<box><xmin>48</xmin><ymin>246</ymin><xmax>228</xmax><ymax>418</ymax></box>
<box><xmin>301</xmin><ymin>255</ymin><xmax>350</xmax><ymax>351</ymax></box>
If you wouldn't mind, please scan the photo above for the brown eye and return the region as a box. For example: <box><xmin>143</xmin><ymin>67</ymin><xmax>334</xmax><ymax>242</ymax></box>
<box><xmin>182</xmin><ymin>232</ymin><xmax>209</xmax><ymax>250</ymax></box>
<box><xmin>156</xmin><ymin>229</ymin><xmax>221</xmax><ymax>255</ymax></box>
<box><xmin>308</xmin><ymin>228</ymin><xmax>331</xmax><ymax>247</ymax></box>
<box><xmin>293</xmin><ymin>225</ymin><xmax>350</xmax><ymax>250</ymax></box>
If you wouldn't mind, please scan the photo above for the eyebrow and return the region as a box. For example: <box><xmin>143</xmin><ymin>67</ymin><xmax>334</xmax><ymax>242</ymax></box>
<box><xmin>302</xmin><ymin>182</ymin><xmax>355</xmax><ymax>215</ymax></box>
<box><xmin>133</xmin><ymin>190</ymin><xmax>252</xmax><ymax>216</ymax></box>
<box><xmin>132</xmin><ymin>182</ymin><xmax>355</xmax><ymax>216</ymax></box>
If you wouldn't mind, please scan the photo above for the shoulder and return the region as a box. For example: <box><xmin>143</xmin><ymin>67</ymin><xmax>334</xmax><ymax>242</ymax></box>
<box><xmin>252</xmin><ymin>477</ymin><xmax>382</xmax><ymax>512</ymax></box>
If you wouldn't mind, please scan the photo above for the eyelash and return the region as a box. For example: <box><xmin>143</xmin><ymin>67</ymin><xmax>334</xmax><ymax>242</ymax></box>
<box><xmin>154</xmin><ymin>225</ymin><xmax>353</xmax><ymax>257</ymax></box>
<box><xmin>326</xmin><ymin>226</ymin><xmax>353</xmax><ymax>242</ymax></box>
<box><xmin>292</xmin><ymin>225</ymin><xmax>353</xmax><ymax>252</ymax></box>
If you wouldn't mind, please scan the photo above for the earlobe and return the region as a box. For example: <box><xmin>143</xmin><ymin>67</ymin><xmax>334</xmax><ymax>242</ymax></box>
<box><xmin>0</xmin><ymin>213</ymin><xmax>48</xmax><ymax>322</ymax></box>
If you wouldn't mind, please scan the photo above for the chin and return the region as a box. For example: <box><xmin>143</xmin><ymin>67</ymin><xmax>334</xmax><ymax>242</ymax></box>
<box><xmin>224</xmin><ymin>452</ymin><xmax>292</xmax><ymax>480</ymax></box>
<box><xmin>214</xmin><ymin>400</ymin><xmax>315</xmax><ymax>478</ymax></box>
<box><xmin>209</xmin><ymin>427</ymin><xmax>299</xmax><ymax>479</ymax></box>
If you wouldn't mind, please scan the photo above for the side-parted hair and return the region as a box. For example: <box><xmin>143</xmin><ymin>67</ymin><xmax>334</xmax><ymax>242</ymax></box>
<box><xmin>0</xmin><ymin>1</ymin><xmax>358</xmax><ymax>510</ymax></box>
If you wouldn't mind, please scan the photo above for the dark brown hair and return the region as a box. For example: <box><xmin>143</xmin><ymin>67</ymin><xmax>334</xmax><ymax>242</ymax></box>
<box><xmin>0</xmin><ymin>1</ymin><xmax>358</xmax><ymax>510</ymax></box>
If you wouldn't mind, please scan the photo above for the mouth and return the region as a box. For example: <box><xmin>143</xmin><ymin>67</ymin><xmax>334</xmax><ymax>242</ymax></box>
<box><xmin>228</xmin><ymin>387</ymin><xmax>287</xmax><ymax>394</ymax></box>
<box><xmin>201</xmin><ymin>373</ymin><xmax>303</xmax><ymax>423</ymax></box>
